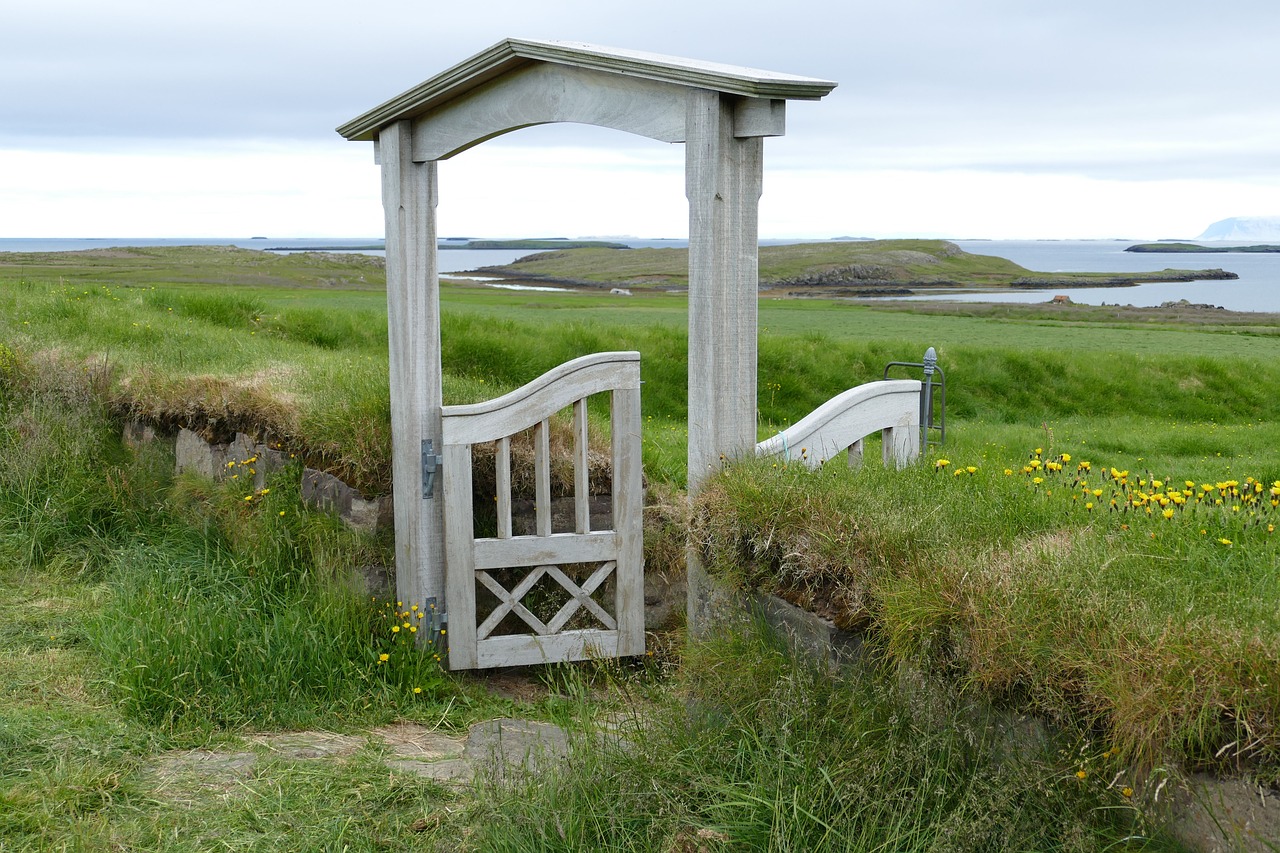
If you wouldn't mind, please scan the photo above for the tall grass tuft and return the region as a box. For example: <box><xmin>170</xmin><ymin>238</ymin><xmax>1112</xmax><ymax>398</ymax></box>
<box><xmin>0</xmin><ymin>346</ymin><xmax>464</xmax><ymax>733</ymax></box>
<box><xmin>456</xmin><ymin>618</ymin><xmax>1170</xmax><ymax>851</ymax></box>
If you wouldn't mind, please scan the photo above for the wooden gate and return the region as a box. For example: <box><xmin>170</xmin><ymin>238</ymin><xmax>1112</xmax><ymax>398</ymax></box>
<box><xmin>440</xmin><ymin>352</ymin><xmax>644</xmax><ymax>669</ymax></box>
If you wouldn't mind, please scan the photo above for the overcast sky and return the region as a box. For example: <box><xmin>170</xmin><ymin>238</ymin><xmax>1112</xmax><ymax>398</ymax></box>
<box><xmin>3</xmin><ymin>0</ymin><xmax>1278</xmax><ymax>240</ymax></box>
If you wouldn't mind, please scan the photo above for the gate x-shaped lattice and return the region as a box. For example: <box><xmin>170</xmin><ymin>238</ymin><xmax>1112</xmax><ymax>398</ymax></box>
<box><xmin>476</xmin><ymin>561</ymin><xmax>617</xmax><ymax>640</ymax></box>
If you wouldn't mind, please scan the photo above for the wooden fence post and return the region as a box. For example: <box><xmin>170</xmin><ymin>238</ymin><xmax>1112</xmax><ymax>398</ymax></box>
<box><xmin>685</xmin><ymin>90</ymin><xmax>764</xmax><ymax>635</ymax></box>
<box><xmin>381</xmin><ymin>121</ymin><xmax>446</xmax><ymax>619</ymax></box>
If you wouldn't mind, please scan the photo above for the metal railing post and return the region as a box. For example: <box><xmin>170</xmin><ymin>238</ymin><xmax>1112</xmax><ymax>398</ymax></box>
<box><xmin>921</xmin><ymin>347</ymin><xmax>936</xmax><ymax>455</ymax></box>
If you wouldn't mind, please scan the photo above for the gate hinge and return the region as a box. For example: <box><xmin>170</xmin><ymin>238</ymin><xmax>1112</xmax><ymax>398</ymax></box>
<box><xmin>421</xmin><ymin>439</ymin><xmax>443</xmax><ymax>499</ymax></box>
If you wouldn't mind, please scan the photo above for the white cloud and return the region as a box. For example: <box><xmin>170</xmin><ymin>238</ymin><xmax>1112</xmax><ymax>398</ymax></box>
<box><xmin>5</xmin><ymin>0</ymin><xmax>1280</xmax><ymax>238</ymax></box>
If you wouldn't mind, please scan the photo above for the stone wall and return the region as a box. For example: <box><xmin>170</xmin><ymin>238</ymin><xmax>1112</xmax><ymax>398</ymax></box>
<box><xmin>126</xmin><ymin>421</ymin><xmax>685</xmax><ymax>632</ymax></box>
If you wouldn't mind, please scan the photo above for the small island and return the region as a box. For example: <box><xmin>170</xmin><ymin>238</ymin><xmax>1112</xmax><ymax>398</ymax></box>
<box><xmin>475</xmin><ymin>239</ymin><xmax>1237</xmax><ymax>296</ymax></box>
<box><xmin>1126</xmin><ymin>242</ymin><xmax>1280</xmax><ymax>254</ymax></box>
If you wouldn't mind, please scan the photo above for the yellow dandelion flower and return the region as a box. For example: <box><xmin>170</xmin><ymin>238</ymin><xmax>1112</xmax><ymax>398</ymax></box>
<box><xmin>966</xmin><ymin>466</ymin><xmax>977</xmax><ymax>474</ymax></box>
<box><xmin>378</xmin><ymin>653</ymin><xmax>389</xmax><ymax>662</ymax></box>
<box><xmin>391</xmin><ymin>625</ymin><xmax>400</xmax><ymax>633</ymax></box>
<box><xmin>1076</xmin><ymin>770</ymin><xmax>1087</xmax><ymax>779</ymax></box>
<box><xmin>1061</xmin><ymin>453</ymin><xmax>1071</xmax><ymax>462</ymax></box>
<box><xmin>244</xmin><ymin>495</ymin><xmax>253</xmax><ymax>501</ymax></box>
<box><xmin>413</xmin><ymin>687</ymin><xmax>422</xmax><ymax>694</ymax></box>
<box><xmin>1121</xmin><ymin>787</ymin><xmax>1133</xmax><ymax>798</ymax></box>
<box><xmin>1218</xmin><ymin>538</ymin><xmax>1232</xmax><ymax>547</ymax></box>
<box><xmin>409</xmin><ymin>625</ymin><xmax>417</xmax><ymax>633</ymax></box>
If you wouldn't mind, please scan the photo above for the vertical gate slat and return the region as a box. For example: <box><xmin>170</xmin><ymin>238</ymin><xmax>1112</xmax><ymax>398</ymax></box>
<box><xmin>535</xmin><ymin>418</ymin><xmax>551</xmax><ymax>537</ymax></box>
<box><xmin>572</xmin><ymin>398</ymin><xmax>590</xmax><ymax>534</ymax></box>
<box><xmin>496</xmin><ymin>436</ymin><xmax>512</xmax><ymax>539</ymax></box>
<box><xmin>848</xmin><ymin>438</ymin><xmax>864</xmax><ymax>469</ymax></box>
<box><xmin>612</xmin><ymin>384</ymin><xmax>645</xmax><ymax>656</ymax></box>
<box><xmin>442</xmin><ymin>444</ymin><xmax>477</xmax><ymax>669</ymax></box>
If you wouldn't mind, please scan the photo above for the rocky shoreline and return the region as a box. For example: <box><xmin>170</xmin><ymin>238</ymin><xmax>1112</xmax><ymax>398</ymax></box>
<box><xmin>467</xmin><ymin>266</ymin><xmax>1239</xmax><ymax>297</ymax></box>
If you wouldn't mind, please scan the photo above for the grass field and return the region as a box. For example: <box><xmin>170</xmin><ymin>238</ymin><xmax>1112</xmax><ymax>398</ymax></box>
<box><xmin>2</xmin><ymin>245</ymin><xmax>1277</xmax><ymax>848</ymax></box>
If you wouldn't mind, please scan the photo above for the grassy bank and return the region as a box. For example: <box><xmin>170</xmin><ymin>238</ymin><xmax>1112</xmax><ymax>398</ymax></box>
<box><xmin>0</xmin><ymin>347</ymin><xmax>1179</xmax><ymax>850</ymax></box>
<box><xmin>694</xmin><ymin>430</ymin><xmax>1280</xmax><ymax>778</ymax></box>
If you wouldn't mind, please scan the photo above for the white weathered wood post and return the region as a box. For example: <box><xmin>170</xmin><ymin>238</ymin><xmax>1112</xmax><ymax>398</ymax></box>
<box><xmin>380</xmin><ymin>122</ymin><xmax>446</xmax><ymax>616</ymax></box>
<box><xmin>685</xmin><ymin>91</ymin><xmax>764</xmax><ymax>493</ymax></box>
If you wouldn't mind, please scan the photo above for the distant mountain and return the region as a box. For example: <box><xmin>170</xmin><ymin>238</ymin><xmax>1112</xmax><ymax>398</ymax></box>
<box><xmin>1197</xmin><ymin>216</ymin><xmax>1280</xmax><ymax>241</ymax></box>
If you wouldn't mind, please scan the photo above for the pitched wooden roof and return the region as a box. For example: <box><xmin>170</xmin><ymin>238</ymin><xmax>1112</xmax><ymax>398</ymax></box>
<box><xmin>337</xmin><ymin>38</ymin><xmax>837</xmax><ymax>142</ymax></box>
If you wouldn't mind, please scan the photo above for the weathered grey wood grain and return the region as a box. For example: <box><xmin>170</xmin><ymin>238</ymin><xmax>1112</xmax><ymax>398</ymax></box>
<box><xmin>534</xmin><ymin>418</ymin><xmax>551</xmax><ymax>537</ymax></box>
<box><xmin>612</xmin><ymin>383</ymin><xmax>645</xmax><ymax>656</ymax></box>
<box><xmin>381</xmin><ymin>122</ymin><xmax>445</xmax><ymax>619</ymax></box>
<box><xmin>685</xmin><ymin>90</ymin><xmax>764</xmax><ymax>491</ymax></box>
<box><xmin>442</xmin><ymin>444</ymin><xmax>476</xmax><ymax>669</ymax></box>
<box><xmin>410</xmin><ymin>64</ymin><xmax>688</xmax><ymax>160</ymax></box>
<box><xmin>848</xmin><ymin>438</ymin><xmax>865</xmax><ymax>469</ymax></box>
<box><xmin>442</xmin><ymin>352</ymin><xmax>640</xmax><ymax>444</ymax></box>
<box><xmin>572</xmin><ymin>399</ymin><xmax>590</xmax><ymax>534</ymax></box>
<box><xmin>496</xmin><ymin>436</ymin><xmax>512</xmax><ymax>539</ymax></box>
<box><xmin>476</xmin><ymin>630</ymin><xmax>620</xmax><ymax>669</ymax></box>
<box><xmin>472</xmin><ymin>531</ymin><xmax>618</xmax><ymax>571</ymax></box>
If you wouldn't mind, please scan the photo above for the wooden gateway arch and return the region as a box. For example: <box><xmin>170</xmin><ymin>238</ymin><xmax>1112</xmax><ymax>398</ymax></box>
<box><xmin>338</xmin><ymin>38</ymin><xmax>835</xmax><ymax>667</ymax></box>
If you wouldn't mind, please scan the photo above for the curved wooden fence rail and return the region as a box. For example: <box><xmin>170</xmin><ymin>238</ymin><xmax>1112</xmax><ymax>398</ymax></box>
<box><xmin>440</xmin><ymin>351</ymin><xmax>644</xmax><ymax>669</ymax></box>
<box><xmin>755</xmin><ymin>379</ymin><xmax>923</xmax><ymax>469</ymax></box>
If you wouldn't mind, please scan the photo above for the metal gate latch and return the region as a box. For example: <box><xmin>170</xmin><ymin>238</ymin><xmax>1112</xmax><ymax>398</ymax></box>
<box><xmin>422</xmin><ymin>439</ymin><xmax>443</xmax><ymax>499</ymax></box>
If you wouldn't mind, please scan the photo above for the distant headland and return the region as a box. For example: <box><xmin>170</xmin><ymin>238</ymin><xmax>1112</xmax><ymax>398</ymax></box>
<box><xmin>1126</xmin><ymin>242</ymin><xmax>1280</xmax><ymax>254</ymax></box>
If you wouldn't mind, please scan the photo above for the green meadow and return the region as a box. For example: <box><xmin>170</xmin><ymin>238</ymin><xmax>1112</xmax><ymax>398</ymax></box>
<box><xmin>2</xmin><ymin>245</ymin><xmax>1277</xmax><ymax>849</ymax></box>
